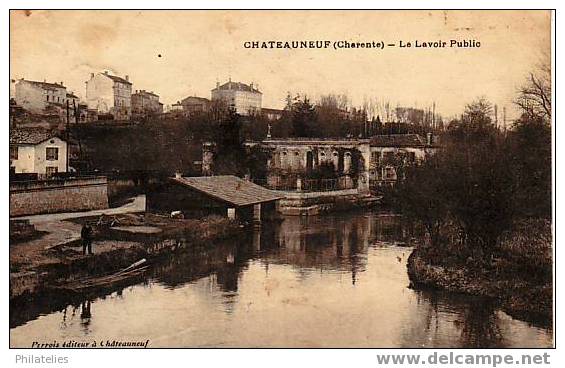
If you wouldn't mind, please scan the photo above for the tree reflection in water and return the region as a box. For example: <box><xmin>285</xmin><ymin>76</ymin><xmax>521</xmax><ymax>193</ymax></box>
<box><xmin>401</xmin><ymin>290</ymin><xmax>506</xmax><ymax>348</ymax></box>
<box><xmin>10</xmin><ymin>212</ymin><xmax>552</xmax><ymax>348</ymax></box>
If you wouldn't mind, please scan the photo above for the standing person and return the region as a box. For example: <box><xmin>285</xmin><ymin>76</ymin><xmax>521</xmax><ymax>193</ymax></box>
<box><xmin>81</xmin><ymin>223</ymin><xmax>93</xmax><ymax>255</ymax></box>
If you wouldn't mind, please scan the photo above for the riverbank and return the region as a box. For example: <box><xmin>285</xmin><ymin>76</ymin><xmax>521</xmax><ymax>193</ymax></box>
<box><xmin>10</xmin><ymin>212</ymin><xmax>242</xmax><ymax>300</ymax></box>
<box><xmin>407</xmin><ymin>219</ymin><xmax>552</xmax><ymax>327</ymax></box>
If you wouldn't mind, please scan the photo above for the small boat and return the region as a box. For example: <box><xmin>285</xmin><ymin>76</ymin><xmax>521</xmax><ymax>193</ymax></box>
<box><xmin>54</xmin><ymin>259</ymin><xmax>148</xmax><ymax>293</ymax></box>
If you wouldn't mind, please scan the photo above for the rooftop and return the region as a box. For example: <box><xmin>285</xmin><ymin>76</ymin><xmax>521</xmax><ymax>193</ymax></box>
<box><xmin>260</xmin><ymin>138</ymin><xmax>366</xmax><ymax>146</ymax></box>
<box><xmin>181</xmin><ymin>96</ymin><xmax>210</xmax><ymax>103</ymax></box>
<box><xmin>101</xmin><ymin>72</ymin><xmax>132</xmax><ymax>85</ymax></box>
<box><xmin>171</xmin><ymin>175</ymin><xmax>283</xmax><ymax>207</ymax></box>
<box><xmin>19</xmin><ymin>79</ymin><xmax>65</xmax><ymax>90</ymax></box>
<box><xmin>134</xmin><ymin>90</ymin><xmax>159</xmax><ymax>97</ymax></box>
<box><xmin>10</xmin><ymin>128</ymin><xmax>63</xmax><ymax>145</ymax></box>
<box><xmin>213</xmin><ymin>81</ymin><xmax>261</xmax><ymax>94</ymax></box>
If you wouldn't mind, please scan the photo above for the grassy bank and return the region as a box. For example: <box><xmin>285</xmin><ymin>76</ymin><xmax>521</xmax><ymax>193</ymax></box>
<box><xmin>407</xmin><ymin>218</ymin><xmax>552</xmax><ymax>326</ymax></box>
<box><xmin>10</xmin><ymin>214</ymin><xmax>242</xmax><ymax>300</ymax></box>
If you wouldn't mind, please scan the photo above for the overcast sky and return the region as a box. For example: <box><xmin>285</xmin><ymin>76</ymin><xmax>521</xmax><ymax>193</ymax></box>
<box><xmin>10</xmin><ymin>10</ymin><xmax>551</xmax><ymax>119</ymax></box>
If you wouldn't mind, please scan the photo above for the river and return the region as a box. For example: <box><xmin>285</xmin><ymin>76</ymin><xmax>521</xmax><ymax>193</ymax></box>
<box><xmin>10</xmin><ymin>212</ymin><xmax>553</xmax><ymax>348</ymax></box>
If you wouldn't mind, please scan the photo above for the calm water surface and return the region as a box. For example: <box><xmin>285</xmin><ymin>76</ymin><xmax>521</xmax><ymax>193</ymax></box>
<box><xmin>10</xmin><ymin>213</ymin><xmax>553</xmax><ymax>348</ymax></box>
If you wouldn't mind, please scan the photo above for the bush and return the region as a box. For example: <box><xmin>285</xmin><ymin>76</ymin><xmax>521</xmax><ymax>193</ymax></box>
<box><xmin>496</xmin><ymin>219</ymin><xmax>552</xmax><ymax>280</ymax></box>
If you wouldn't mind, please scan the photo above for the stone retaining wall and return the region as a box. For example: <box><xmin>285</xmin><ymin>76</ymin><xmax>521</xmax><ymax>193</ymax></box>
<box><xmin>10</xmin><ymin>176</ymin><xmax>109</xmax><ymax>216</ymax></box>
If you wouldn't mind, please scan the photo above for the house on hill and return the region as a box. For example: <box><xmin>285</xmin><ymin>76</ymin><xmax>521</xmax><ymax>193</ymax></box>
<box><xmin>211</xmin><ymin>79</ymin><xmax>262</xmax><ymax>116</ymax></box>
<box><xmin>146</xmin><ymin>175</ymin><xmax>283</xmax><ymax>223</ymax></box>
<box><xmin>9</xmin><ymin>128</ymin><xmax>68</xmax><ymax>177</ymax></box>
<box><xmin>14</xmin><ymin>79</ymin><xmax>67</xmax><ymax>113</ymax></box>
<box><xmin>180</xmin><ymin>96</ymin><xmax>210</xmax><ymax>115</ymax></box>
<box><xmin>85</xmin><ymin>71</ymin><xmax>132</xmax><ymax>120</ymax></box>
<box><xmin>132</xmin><ymin>90</ymin><xmax>163</xmax><ymax>118</ymax></box>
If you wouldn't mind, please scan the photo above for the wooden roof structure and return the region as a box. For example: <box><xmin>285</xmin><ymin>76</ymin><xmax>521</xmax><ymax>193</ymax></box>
<box><xmin>171</xmin><ymin>175</ymin><xmax>283</xmax><ymax>207</ymax></box>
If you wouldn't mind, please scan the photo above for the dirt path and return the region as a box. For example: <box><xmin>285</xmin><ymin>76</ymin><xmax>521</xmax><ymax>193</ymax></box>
<box><xmin>10</xmin><ymin>195</ymin><xmax>146</xmax><ymax>270</ymax></box>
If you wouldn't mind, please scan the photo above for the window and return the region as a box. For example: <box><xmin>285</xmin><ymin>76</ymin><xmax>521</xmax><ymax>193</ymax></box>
<box><xmin>46</xmin><ymin>147</ymin><xmax>59</xmax><ymax>161</ymax></box>
<box><xmin>10</xmin><ymin>146</ymin><xmax>18</xmax><ymax>160</ymax></box>
<box><xmin>46</xmin><ymin>95</ymin><xmax>49</xmax><ymax>102</ymax></box>
<box><xmin>46</xmin><ymin>166</ymin><xmax>58</xmax><ymax>176</ymax></box>
<box><xmin>371</xmin><ymin>151</ymin><xmax>381</xmax><ymax>164</ymax></box>
<box><xmin>384</xmin><ymin>166</ymin><xmax>396</xmax><ymax>180</ymax></box>
<box><xmin>384</xmin><ymin>151</ymin><xmax>395</xmax><ymax>162</ymax></box>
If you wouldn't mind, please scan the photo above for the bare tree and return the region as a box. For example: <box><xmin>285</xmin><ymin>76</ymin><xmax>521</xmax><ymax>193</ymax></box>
<box><xmin>515</xmin><ymin>55</ymin><xmax>551</xmax><ymax>121</ymax></box>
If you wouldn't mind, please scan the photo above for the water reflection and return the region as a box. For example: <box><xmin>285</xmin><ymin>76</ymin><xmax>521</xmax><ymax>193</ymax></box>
<box><xmin>10</xmin><ymin>212</ymin><xmax>552</xmax><ymax>348</ymax></box>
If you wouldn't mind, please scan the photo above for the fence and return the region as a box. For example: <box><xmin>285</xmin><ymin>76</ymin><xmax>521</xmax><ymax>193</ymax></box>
<box><xmin>254</xmin><ymin>176</ymin><xmax>358</xmax><ymax>192</ymax></box>
<box><xmin>369</xmin><ymin>179</ymin><xmax>396</xmax><ymax>190</ymax></box>
<box><xmin>253</xmin><ymin>178</ymin><xmax>296</xmax><ymax>191</ymax></box>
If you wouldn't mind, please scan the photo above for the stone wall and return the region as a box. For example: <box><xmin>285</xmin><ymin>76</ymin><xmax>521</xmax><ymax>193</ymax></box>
<box><xmin>10</xmin><ymin>176</ymin><xmax>109</xmax><ymax>216</ymax></box>
<box><xmin>276</xmin><ymin>188</ymin><xmax>364</xmax><ymax>215</ymax></box>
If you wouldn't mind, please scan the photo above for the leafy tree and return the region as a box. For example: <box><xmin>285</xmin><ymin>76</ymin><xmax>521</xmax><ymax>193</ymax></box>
<box><xmin>290</xmin><ymin>95</ymin><xmax>317</xmax><ymax>137</ymax></box>
<box><xmin>508</xmin><ymin>114</ymin><xmax>552</xmax><ymax>218</ymax></box>
<box><xmin>212</xmin><ymin>108</ymin><xmax>247</xmax><ymax>176</ymax></box>
<box><xmin>397</xmin><ymin>155</ymin><xmax>449</xmax><ymax>247</ymax></box>
<box><xmin>398</xmin><ymin>98</ymin><xmax>517</xmax><ymax>252</ymax></box>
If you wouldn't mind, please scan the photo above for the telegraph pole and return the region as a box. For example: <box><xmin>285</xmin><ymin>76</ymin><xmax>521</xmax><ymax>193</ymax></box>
<box><xmin>503</xmin><ymin>106</ymin><xmax>507</xmax><ymax>132</ymax></box>
<box><xmin>432</xmin><ymin>102</ymin><xmax>436</xmax><ymax>130</ymax></box>
<box><xmin>494</xmin><ymin>104</ymin><xmax>498</xmax><ymax>129</ymax></box>
<box><xmin>66</xmin><ymin>100</ymin><xmax>70</xmax><ymax>173</ymax></box>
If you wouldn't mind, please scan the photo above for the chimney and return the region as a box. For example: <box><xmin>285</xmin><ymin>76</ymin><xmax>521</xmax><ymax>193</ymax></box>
<box><xmin>104</xmin><ymin>71</ymin><xmax>108</xmax><ymax>75</ymax></box>
<box><xmin>60</xmin><ymin>81</ymin><xmax>64</xmax><ymax>86</ymax></box>
<box><xmin>426</xmin><ymin>132</ymin><xmax>433</xmax><ymax>146</ymax></box>
<box><xmin>125</xmin><ymin>75</ymin><xmax>129</xmax><ymax>82</ymax></box>
<box><xmin>216</xmin><ymin>81</ymin><xmax>220</xmax><ymax>89</ymax></box>
<box><xmin>250</xmin><ymin>82</ymin><xmax>253</xmax><ymax>89</ymax></box>
<box><xmin>174</xmin><ymin>172</ymin><xmax>182</xmax><ymax>179</ymax></box>
<box><xmin>90</xmin><ymin>73</ymin><xmax>94</xmax><ymax>79</ymax></box>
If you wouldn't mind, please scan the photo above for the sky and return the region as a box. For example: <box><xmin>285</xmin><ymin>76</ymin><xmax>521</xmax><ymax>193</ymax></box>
<box><xmin>10</xmin><ymin>10</ymin><xmax>551</xmax><ymax>120</ymax></box>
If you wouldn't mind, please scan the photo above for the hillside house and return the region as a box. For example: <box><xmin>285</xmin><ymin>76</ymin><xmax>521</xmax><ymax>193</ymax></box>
<box><xmin>10</xmin><ymin>128</ymin><xmax>68</xmax><ymax>177</ymax></box>
<box><xmin>85</xmin><ymin>71</ymin><xmax>132</xmax><ymax>120</ymax></box>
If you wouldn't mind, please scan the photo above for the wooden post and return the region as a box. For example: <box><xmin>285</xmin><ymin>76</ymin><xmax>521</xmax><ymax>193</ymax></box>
<box><xmin>253</xmin><ymin>203</ymin><xmax>262</xmax><ymax>224</ymax></box>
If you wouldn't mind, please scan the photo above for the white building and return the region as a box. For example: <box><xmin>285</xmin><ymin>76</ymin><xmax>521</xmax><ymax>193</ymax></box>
<box><xmin>14</xmin><ymin>79</ymin><xmax>71</xmax><ymax>113</ymax></box>
<box><xmin>211</xmin><ymin>79</ymin><xmax>262</xmax><ymax>116</ymax></box>
<box><xmin>85</xmin><ymin>71</ymin><xmax>132</xmax><ymax>120</ymax></box>
<box><xmin>369</xmin><ymin>134</ymin><xmax>437</xmax><ymax>182</ymax></box>
<box><xmin>10</xmin><ymin>128</ymin><xmax>68</xmax><ymax>177</ymax></box>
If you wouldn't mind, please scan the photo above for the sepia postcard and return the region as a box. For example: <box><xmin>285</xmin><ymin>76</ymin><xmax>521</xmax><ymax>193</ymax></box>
<box><xmin>8</xmin><ymin>9</ymin><xmax>554</xmax><ymax>352</ymax></box>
